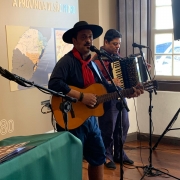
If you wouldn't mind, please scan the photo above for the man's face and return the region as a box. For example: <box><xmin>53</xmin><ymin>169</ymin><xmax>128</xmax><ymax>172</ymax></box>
<box><xmin>72</xmin><ymin>29</ymin><xmax>93</xmax><ymax>55</ymax></box>
<box><xmin>104</xmin><ymin>37</ymin><xmax>121</xmax><ymax>54</ymax></box>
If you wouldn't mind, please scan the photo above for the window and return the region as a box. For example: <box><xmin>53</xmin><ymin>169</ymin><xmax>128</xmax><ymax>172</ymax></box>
<box><xmin>151</xmin><ymin>0</ymin><xmax>180</xmax><ymax>80</ymax></box>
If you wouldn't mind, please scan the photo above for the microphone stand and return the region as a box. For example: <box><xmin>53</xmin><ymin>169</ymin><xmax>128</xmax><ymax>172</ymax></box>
<box><xmin>135</xmin><ymin>48</ymin><xmax>179</xmax><ymax>179</ymax></box>
<box><xmin>0</xmin><ymin>66</ymin><xmax>77</xmax><ymax>131</ymax></box>
<box><xmin>152</xmin><ymin>108</ymin><xmax>180</xmax><ymax>150</ymax></box>
<box><xmin>97</xmin><ymin>53</ymin><xmax>129</xmax><ymax>180</ymax></box>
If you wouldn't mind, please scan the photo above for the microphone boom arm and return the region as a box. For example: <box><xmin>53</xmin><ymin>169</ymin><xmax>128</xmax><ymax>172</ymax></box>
<box><xmin>0</xmin><ymin>66</ymin><xmax>77</xmax><ymax>102</ymax></box>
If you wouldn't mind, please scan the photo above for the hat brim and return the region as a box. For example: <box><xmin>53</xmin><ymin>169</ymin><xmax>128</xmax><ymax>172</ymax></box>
<box><xmin>63</xmin><ymin>24</ymin><xmax>103</xmax><ymax>44</ymax></box>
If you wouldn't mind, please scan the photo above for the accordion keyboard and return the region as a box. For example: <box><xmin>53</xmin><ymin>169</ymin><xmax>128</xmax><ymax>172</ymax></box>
<box><xmin>111</xmin><ymin>61</ymin><xmax>125</xmax><ymax>89</ymax></box>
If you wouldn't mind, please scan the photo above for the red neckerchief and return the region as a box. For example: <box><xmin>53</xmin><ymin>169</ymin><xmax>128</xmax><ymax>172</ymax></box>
<box><xmin>72</xmin><ymin>47</ymin><xmax>95</xmax><ymax>87</ymax></box>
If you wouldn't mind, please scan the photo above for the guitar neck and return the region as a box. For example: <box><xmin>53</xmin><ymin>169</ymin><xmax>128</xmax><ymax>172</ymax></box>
<box><xmin>97</xmin><ymin>88</ymin><xmax>134</xmax><ymax>104</ymax></box>
<box><xmin>97</xmin><ymin>80</ymin><xmax>157</xmax><ymax>104</ymax></box>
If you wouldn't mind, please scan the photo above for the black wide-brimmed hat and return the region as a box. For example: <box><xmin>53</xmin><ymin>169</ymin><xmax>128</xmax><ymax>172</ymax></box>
<box><xmin>63</xmin><ymin>21</ymin><xmax>103</xmax><ymax>44</ymax></box>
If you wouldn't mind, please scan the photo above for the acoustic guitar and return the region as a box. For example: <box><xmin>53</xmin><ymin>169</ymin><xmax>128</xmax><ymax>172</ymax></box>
<box><xmin>51</xmin><ymin>81</ymin><xmax>157</xmax><ymax>129</ymax></box>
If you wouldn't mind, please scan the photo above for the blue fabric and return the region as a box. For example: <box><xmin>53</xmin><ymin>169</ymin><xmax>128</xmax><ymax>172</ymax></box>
<box><xmin>56</xmin><ymin>117</ymin><xmax>106</xmax><ymax>166</ymax></box>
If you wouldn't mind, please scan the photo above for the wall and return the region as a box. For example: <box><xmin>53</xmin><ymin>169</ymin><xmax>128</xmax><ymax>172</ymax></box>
<box><xmin>137</xmin><ymin>91</ymin><xmax>180</xmax><ymax>137</ymax></box>
<box><xmin>78</xmin><ymin>0</ymin><xmax>100</xmax><ymax>48</ymax></box>
<box><xmin>0</xmin><ymin>0</ymin><xmax>79</xmax><ymax>140</ymax></box>
<box><xmin>98</xmin><ymin>0</ymin><xmax>118</xmax><ymax>45</ymax></box>
<box><xmin>79</xmin><ymin>0</ymin><xmax>118</xmax><ymax>50</ymax></box>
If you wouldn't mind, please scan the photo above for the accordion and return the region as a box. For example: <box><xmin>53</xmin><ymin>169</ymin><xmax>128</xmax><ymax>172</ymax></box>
<box><xmin>111</xmin><ymin>56</ymin><xmax>148</xmax><ymax>89</ymax></box>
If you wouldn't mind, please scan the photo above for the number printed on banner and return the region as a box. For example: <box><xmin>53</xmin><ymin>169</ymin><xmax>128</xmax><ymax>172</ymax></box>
<box><xmin>0</xmin><ymin>119</ymin><xmax>14</xmax><ymax>135</ymax></box>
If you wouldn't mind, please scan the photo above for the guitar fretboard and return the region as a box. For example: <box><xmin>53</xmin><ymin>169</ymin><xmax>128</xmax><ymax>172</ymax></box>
<box><xmin>97</xmin><ymin>88</ymin><xmax>134</xmax><ymax>104</ymax></box>
<box><xmin>97</xmin><ymin>80</ymin><xmax>158</xmax><ymax>104</ymax></box>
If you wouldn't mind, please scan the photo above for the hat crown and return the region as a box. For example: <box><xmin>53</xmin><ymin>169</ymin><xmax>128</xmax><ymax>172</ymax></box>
<box><xmin>63</xmin><ymin>21</ymin><xmax>103</xmax><ymax>44</ymax></box>
<box><xmin>73</xmin><ymin>21</ymin><xmax>89</xmax><ymax>28</ymax></box>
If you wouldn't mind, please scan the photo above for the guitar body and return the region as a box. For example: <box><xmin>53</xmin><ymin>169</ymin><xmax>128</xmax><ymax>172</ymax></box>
<box><xmin>51</xmin><ymin>80</ymin><xmax>157</xmax><ymax>129</ymax></box>
<box><xmin>51</xmin><ymin>83</ymin><xmax>107</xmax><ymax>130</ymax></box>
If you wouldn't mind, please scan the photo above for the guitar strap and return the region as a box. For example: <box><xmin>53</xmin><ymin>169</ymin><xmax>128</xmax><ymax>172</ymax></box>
<box><xmin>91</xmin><ymin>61</ymin><xmax>102</xmax><ymax>82</ymax></box>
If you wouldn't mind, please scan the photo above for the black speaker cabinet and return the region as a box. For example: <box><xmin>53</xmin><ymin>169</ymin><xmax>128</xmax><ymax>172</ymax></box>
<box><xmin>172</xmin><ymin>0</ymin><xmax>180</xmax><ymax>40</ymax></box>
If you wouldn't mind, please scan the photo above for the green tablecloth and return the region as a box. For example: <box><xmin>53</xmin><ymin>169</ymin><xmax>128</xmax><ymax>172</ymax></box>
<box><xmin>0</xmin><ymin>132</ymin><xmax>82</xmax><ymax>180</ymax></box>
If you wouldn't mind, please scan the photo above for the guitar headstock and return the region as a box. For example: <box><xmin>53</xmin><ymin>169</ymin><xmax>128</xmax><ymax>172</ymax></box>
<box><xmin>143</xmin><ymin>80</ymin><xmax>158</xmax><ymax>92</ymax></box>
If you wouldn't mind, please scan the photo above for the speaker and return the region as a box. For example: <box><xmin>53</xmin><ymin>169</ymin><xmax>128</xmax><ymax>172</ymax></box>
<box><xmin>172</xmin><ymin>0</ymin><xmax>180</xmax><ymax>40</ymax></box>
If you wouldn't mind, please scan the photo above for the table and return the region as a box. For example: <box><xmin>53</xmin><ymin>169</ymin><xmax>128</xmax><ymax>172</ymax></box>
<box><xmin>0</xmin><ymin>132</ymin><xmax>82</xmax><ymax>180</ymax></box>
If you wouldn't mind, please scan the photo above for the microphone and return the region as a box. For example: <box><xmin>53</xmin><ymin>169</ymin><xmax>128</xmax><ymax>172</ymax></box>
<box><xmin>90</xmin><ymin>45</ymin><xmax>105</xmax><ymax>55</ymax></box>
<box><xmin>0</xmin><ymin>66</ymin><xmax>13</xmax><ymax>80</ymax></box>
<box><xmin>0</xmin><ymin>66</ymin><xmax>27</xmax><ymax>87</ymax></box>
<box><xmin>90</xmin><ymin>46</ymin><xmax>123</xmax><ymax>62</ymax></box>
<box><xmin>132</xmin><ymin>43</ymin><xmax>148</xmax><ymax>48</ymax></box>
<box><xmin>129</xmin><ymin>53</ymin><xmax>141</xmax><ymax>57</ymax></box>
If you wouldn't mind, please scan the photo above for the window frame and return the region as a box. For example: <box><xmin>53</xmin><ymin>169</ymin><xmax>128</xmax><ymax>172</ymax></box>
<box><xmin>151</xmin><ymin>0</ymin><xmax>180</xmax><ymax>92</ymax></box>
<box><xmin>151</xmin><ymin>1</ymin><xmax>180</xmax><ymax>81</ymax></box>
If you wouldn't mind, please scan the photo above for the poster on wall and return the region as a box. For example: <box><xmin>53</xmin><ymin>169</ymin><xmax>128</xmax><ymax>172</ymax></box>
<box><xmin>54</xmin><ymin>28</ymin><xmax>73</xmax><ymax>61</ymax></box>
<box><xmin>6</xmin><ymin>26</ymin><xmax>72</xmax><ymax>91</ymax></box>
